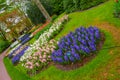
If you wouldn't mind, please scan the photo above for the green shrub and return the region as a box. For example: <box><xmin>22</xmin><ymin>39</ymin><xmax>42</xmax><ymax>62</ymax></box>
<box><xmin>0</xmin><ymin>39</ymin><xmax>10</xmax><ymax>53</ymax></box>
<box><xmin>114</xmin><ymin>0</ymin><xmax>120</xmax><ymax>18</ymax></box>
<box><xmin>51</xmin><ymin>0</ymin><xmax>108</xmax><ymax>13</ymax></box>
<box><xmin>51</xmin><ymin>15</ymin><xmax>58</xmax><ymax>22</ymax></box>
<box><xmin>25</xmin><ymin>0</ymin><xmax>108</xmax><ymax>24</ymax></box>
<box><xmin>80</xmin><ymin>0</ymin><xmax>107</xmax><ymax>10</ymax></box>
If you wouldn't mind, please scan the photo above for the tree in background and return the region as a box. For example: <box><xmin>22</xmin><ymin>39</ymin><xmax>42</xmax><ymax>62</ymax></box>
<box><xmin>33</xmin><ymin>0</ymin><xmax>51</xmax><ymax>21</ymax></box>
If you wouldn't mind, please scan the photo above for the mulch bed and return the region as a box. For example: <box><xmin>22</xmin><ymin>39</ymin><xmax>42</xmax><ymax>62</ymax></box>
<box><xmin>54</xmin><ymin>32</ymin><xmax>105</xmax><ymax>71</ymax></box>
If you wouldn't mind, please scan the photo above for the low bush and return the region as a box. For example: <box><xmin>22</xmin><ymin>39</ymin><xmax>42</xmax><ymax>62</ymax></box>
<box><xmin>0</xmin><ymin>39</ymin><xmax>10</xmax><ymax>53</ymax></box>
<box><xmin>52</xmin><ymin>0</ymin><xmax>108</xmax><ymax>13</ymax></box>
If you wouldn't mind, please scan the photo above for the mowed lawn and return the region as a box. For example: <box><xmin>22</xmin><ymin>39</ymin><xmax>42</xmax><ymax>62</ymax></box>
<box><xmin>4</xmin><ymin>0</ymin><xmax>120</xmax><ymax>80</ymax></box>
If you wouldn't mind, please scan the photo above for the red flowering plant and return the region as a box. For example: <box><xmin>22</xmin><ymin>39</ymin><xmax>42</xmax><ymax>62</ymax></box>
<box><xmin>114</xmin><ymin>0</ymin><xmax>120</xmax><ymax>18</ymax></box>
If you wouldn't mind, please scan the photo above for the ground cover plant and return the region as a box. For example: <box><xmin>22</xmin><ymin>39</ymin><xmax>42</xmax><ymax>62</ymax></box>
<box><xmin>0</xmin><ymin>38</ymin><xmax>10</xmax><ymax>53</ymax></box>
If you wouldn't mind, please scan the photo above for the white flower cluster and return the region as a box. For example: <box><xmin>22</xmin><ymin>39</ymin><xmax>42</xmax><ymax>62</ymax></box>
<box><xmin>20</xmin><ymin>15</ymin><xmax>68</xmax><ymax>61</ymax></box>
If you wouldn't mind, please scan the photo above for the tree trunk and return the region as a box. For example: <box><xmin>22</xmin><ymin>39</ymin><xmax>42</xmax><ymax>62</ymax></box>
<box><xmin>33</xmin><ymin>0</ymin><xmax>51</xmax><ymax>21</ymax></box>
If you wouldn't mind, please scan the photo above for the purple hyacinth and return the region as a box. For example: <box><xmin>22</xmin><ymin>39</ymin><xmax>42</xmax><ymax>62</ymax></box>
<box><xmin>69</xmin><ymin>56</ymin><xmax>75</xmax><ymax>62</ymax></box>
<box><xmin>51</xmin><ymin>55</ymin><xmax>57</xmax><ymax>62</ymax></box>
<box><xmin>84</xmin><ymin>47</ymin><xmax>91</xmax><ymax>53</ymax></box>
<box><xmin>64</xmin><ymin>55</ymin><xmax>69</xmax><ymax>62</ymax></box>
<box><xmin>57</xmin><ymin>49</ymin><xmax>63</xmax><ymax>56</ymax></box>
<box><xmin>51</xmin><ymin>26</ymin><xmax>101</xmax><ymax>64</ymax></box>
<box><xmin>8</xmin><ymin>45</ymin><xmax>21</xmax><ymax>58</ymax></box>
<box><xmin>72</xmin><ymin>52</ymin><xmax>80</xmax><ymax>60</ymax></box>
<box><xmin>56</xmin><ymin>57</ymin><xmax>64</xmax><ymax>63</ymax></box>
<box><xmin>95</xmin><ymin>31</ymin><xmax>100</xmax><ymax>39</ymax></box>
<box><xmin>12</xmin><ymin>46</ymin><xmax>29</xmax><ymax>64</ymax></box>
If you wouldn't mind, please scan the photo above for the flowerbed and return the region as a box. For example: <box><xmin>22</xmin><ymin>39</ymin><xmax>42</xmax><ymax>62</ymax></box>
<box><xmin>21</xmin><ymin>39</ymin><xmax>57</xmax><ymax>75</ymax></box>
<box><xmin>20</xmin><ymin>15</ymin><xmax>68</xmax><ymax>62</ymax></box>
<box><xmin>12</xmin><ymin>46</ymin><xmax>29</xmax><ymax>64</ymax></box>
<box><xmin>51</xmin><ymin>26</ymin><xmax>101</xmax><ymax>65</ymax></box>
<box><xmin>10</xmin><ymin>34</ymin><xmax>33</xmax><ymax>48</ymax></box>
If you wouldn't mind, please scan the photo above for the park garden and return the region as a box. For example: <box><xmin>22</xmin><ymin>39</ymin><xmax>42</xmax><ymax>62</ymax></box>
<box><xmin>0</xmin><ymin>0</ymin><xmax>120</xmax><ymax>80</ymax></box>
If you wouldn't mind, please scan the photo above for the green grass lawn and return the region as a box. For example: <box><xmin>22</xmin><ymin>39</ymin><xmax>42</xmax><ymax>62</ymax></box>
<box><xmin>4</xmin><ymin>0</ymin><xmax>120</xmax><ymax>80</ymax></box>
<box><xmin>32</xmin><ymin>31</ymin><xmax>115</xmax><ymax>80</ymax></box>
<box><xmin>3</xmin><ymin>58</ymin><xmax>32</xmax><ymax>80</ymax></box>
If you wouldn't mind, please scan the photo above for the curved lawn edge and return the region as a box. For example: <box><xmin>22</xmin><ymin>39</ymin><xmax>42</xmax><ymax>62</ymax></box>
<box><xmin>32</xmin><ymin>31</ymin><xmax>114</xmax><ymax>80</ymax></box>
<box><xmin>3</xmin><ymin>31</ymin><xmax>115</xmax><ymax>80</ymax></box>
<box><xmin>3</xmin><ymin>0</ymin><xmax>120</xmax><ymax>80</ymax></box>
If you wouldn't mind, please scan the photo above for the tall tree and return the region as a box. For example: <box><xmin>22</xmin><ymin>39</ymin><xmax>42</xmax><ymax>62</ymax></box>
<box><xmin>33</xmin><ymin>0</ymin><xmax>51</xmax><ymax>21</ymax></box>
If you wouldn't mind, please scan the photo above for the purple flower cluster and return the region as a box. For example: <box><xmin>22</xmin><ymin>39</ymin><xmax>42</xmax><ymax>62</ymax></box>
<box><xmin>21</xmin><ymin>36</ymin><xmax>31</xmax><ymax>45</ymax></box>
<box><xmin>12</xmin><ymin>46</ymin><xmax>29</xmax><ymax>64</ymax></box>
<box><xmin>51</xmin><ymin>26</ymin><xmax>101</xmax><ymax>64</ymax></box>
<box><xmin>8</xmin><ymin>45</ymin><xmax>21</xmax><ymax>58</ymax></box>
<box><xmin>19</xmin><ymin>34</ymin><xmax>30</xmax><ymax>41</ymax></box>
<box><xmin>19</xmin><ymin>34</ymin><xmax>32</xmax><ymax>45</ymax></box>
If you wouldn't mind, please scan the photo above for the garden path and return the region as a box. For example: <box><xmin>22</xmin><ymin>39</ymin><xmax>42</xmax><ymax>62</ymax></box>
<box><xmin>0</xmin><ymin>48</ymin><xmax>11</xmax><ymax>80</ymax></box>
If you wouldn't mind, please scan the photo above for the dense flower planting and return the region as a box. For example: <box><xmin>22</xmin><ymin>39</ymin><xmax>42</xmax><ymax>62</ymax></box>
<box><xmin>51</xmin><ymin>26</ymin><xmax>101</xmax><ymax>64</ymax></box>
<box><xmin>12</xmin><ymin>46</ymin><xmax>29</xmax><ymax>64</ymax></box>
<box><xmin>8</xmin><ymin>44</ymin><xmax>22</xmax><ymax>58</ymax></box>
<box><xmin>8</xmin><ymin>44</ymin><xmax>29</xmax><ymax>59</ymax></box>
<box><xmin>22</xmin><ymin>39</ymin><xmax>57</xmax><ymax>72</ymax></box>
<box><xmin>10</xmin><ymin>34</ymin><xmax>32</xmax><ymax>48</ymax></box>
<box><xmin>8</xmin><ymin>34</ymin><xmax>32</xmax><ymax>59</ymax></box>
<box><xmin>20</xmin><ymin>15</ymin><xmax>68</xmax><ymax>61</ymax></box>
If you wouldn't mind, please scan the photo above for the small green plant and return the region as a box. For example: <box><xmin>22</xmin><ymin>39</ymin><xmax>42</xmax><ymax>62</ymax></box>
<box><xmin>114</xmin><ymin>0</ymin><xmax>120</xmax><ymax>18</ymax></box>
<box><xmin>0</xmin><ymin>39</ymin><xmax>10</xmax><ymax>53</ymax></box>
<box><xmin>51</xmin><ymin>15</ymin><xmax>58</xmax><ymax>22</ymax></box>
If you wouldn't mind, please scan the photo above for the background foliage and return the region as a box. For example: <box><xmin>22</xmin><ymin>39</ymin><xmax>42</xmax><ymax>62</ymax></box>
<box><xmin>26</xmin><ymin>0</ymin><xmax>108</xmax><ymax>25</ymax></box>
<box><xmin>114</xmin><ymin>0</ymin><xmax>120</xmax><ymax>18</ymax></box>
<box><xmin>0</xmin><ymin>38</ymin><xmax>10</xmax><ymax>53</ymax></box>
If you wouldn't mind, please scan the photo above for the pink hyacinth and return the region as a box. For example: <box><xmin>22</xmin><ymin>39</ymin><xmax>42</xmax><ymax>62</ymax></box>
<box><xmin>48</xmin><ymin>56</ymin><xmax>51</xmax><ymax>58</ymax></box>
<box><xmin>35</xmin><ymin>63</ymin><xmax>39</xmax><ymax>67</ymax></box>
<box><xmin>33</xmin><ymin>57</ymin><xmax>37</xmax><ymax>60</ymax></box>
<box><xmin>29</xmin><ymin>56</ymin><xmax>32</xmax><ymax>60</ymax></box>
<box><xmin>25</xmin><ymin>65</ymin><xmax>29</xmax><ymax>69</ymax></box>
<box><xmin>44</xmin><ymin>52</ymin><xmax>47</xmax><ymax>55</ymax></box>
<box><xmin>29</xmin><ymin>66</ymin><xmax>33</xmax><ymax>69</ymax></box>
<box><xmin>26</xmin><ymin>61</ymin><xmax>32</xmax><ymax>65</ymax></box>
<box><xmin>41</xmin><ymin>59</ymin><xmax>46</xmax><ymax>63</ymax></box>
<box><xmin>43</xmin><ymin>55</ymin><xmax>47</xmax><ymax>59</ymax></box>
<box><xmin>51</xmin><ymin>48</ymin><xmax>54</xmax><ymax>52</ymax></box>
<box><xmin>52</xmin><ymin>45</ymin><xmax>56</xmax><ymax>49</ymax></box>
<box><xmin>45</xmin><ymin>50</ymin><xmax>49</xmax><ymax>53</ymax></box>
<box><xmin>39</xmin><ymin>55</ymin><xmax>42</xmax><ymax>59</ymax></box>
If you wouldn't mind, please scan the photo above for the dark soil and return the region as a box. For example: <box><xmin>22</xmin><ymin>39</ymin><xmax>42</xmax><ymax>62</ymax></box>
<box><xmin>54</xmin><ymin>32</ymin><xmax>105</xmax><ymax>71</ymax></box>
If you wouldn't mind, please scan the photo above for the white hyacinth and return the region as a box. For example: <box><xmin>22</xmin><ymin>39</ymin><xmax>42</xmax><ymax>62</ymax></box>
<box><xmin>20</xmin><ymin>15</ymin><xmax>69</xmax><ymax>61</ymax></box>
